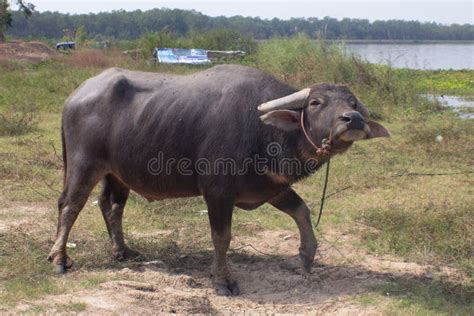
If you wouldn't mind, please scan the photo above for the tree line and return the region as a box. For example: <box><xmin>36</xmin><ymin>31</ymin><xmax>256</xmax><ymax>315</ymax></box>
<box><xmin>5</xmin><ymin>8</ymin><xmax>474</xmax><ymax>41</ymax></box>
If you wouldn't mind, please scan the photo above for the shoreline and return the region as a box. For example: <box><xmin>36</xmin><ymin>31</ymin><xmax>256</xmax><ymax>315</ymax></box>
<box><xmin>327</xmin><ymin>39</ymin><xmax>474</xmax><ymax>44</ymax></box>
<box><xmin>257</xmin><ymin>39</ymin><xmax>474</xmax><ymax>44</ymax></box>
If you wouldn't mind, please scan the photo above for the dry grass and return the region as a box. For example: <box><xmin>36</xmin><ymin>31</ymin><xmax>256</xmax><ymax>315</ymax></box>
<box><xmin>64</xmin><ymin>49</ymin><xmax>113</xmax><ymax>68</ymax></box>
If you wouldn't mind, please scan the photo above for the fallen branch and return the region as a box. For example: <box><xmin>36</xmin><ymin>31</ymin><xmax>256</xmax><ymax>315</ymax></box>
<box><xmin>394</xmin><ymin>171</ymin><xmax>474</xmax><ymax>177</ymax></box>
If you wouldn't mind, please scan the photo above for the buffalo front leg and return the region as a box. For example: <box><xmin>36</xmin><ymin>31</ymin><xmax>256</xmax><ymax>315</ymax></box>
<box><xmin>204</xmin><ymin>194</ymin><xmax>240</xmax><ymax>296</ymax></box>
<box><xmin>98</xmin><ymin>175</ymin><xmax>140</xmax><ymax>261</ymax></box>
<box><xmin>269</xmin><ymin>188</ymin><xmax>318</xmax><ymax>273</ymax></box>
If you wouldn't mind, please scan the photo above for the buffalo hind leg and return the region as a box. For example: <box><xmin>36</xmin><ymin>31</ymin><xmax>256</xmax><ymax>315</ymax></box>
<box><xmin>204</xmin><ymin>194</ymin><xmax>240</xmax><ymax>296</ymax></box>
<box><xmin>48</xmin><ymin>165</ymin><xmax>102</xmax><ymax>273</ymax></box>
<box><xmin>98</xmin><ymin>175</ymin><xmax>140</xmax><ymax>261</ymax></box>
<box><xmin>269</xmin><ymin>187</ymin><xmax>318</xmax><ymax>273</ymax></box>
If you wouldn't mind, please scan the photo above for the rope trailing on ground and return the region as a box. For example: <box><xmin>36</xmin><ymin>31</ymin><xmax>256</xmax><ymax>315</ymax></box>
<box><xmin>321</xmin><ymin>169</ymin><xmax>474</xmax><ymax>202</ymax></box>
<box><xmin>314</xmin><ymin>158</ymin><xmax>331</xmax><ymax>228</ymax></box>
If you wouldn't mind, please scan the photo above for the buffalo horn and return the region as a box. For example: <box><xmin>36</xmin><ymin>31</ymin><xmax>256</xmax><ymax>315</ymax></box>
<box><xmin>257</xmin><ymin>88</ymin><xmax>310</xmax><ymax>112</ymax></box>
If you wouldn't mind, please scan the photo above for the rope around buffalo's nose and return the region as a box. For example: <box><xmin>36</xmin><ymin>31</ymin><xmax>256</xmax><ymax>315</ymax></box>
<box><xmin>299</xmin><ymin>109</ymin><xmax>332</xmax><ymax>229</ymax></box>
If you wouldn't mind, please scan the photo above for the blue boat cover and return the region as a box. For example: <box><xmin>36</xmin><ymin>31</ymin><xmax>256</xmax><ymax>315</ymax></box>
<box><xmin>155</xmin><ymin>48</ymin><xmax>211</xmax><ymax>65</ymax></box>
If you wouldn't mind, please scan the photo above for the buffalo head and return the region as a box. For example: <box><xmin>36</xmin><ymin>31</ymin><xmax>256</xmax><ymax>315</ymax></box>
<box><xmin>258</xmin><ymin>84</ymin><xmax>389</xmax><ymax>153</ymax></box>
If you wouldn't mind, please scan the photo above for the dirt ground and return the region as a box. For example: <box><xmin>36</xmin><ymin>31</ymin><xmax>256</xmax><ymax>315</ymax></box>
<box><xmin>1</xmin><ymin>204</ymin><xmax>468</xmax><ymax>315</ymax></box>
<box><xmin>0</xmin><ymin>40</ymin><xmax>58</xmax><ymax>62</ymax></box>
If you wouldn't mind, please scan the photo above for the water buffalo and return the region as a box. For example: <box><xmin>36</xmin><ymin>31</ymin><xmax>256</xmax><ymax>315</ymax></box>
<box><xmin>48</xmin><ymin>65</ymin><xmax>389</xmax><ymax>296</ymax></box>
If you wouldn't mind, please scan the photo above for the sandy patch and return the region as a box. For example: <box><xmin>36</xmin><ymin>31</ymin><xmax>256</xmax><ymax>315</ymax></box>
<box><xmin>10</xmin><ymin>229</ymin><xmax>468</xmax><ymax>314</ymax></box>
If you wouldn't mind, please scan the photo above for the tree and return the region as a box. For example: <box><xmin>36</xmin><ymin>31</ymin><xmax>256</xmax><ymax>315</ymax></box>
<box><xmin>75</xmin><ymin>25</ymin><xmax>87</xmax><ymax>44</ymax></box>
<box><xmin>0</xmin><ymin>1</ymin><xmax>12</xmax><ymax>42</ymax></box>
<box><xmin>16</xmin><ymin>0</ymin><xmax>34</xmax><ymax>15</ymax></box>
<box><xmin>0</xmin><ymin>0</ymin><xmax>35</xmax><ymax>42</ymax></box>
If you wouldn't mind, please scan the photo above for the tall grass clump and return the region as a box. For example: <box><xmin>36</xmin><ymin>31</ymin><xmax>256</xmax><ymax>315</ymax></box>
<box><xmin>0</xmin><ymin>103</ymin><xmax>38</xmax><ymax>136</ymax></box>
<box><xmin>185</xmin><ymin>29</ymin><xmax>257</xmax><ymax>53</ymax></box>
<box><xmin>253</xmin><ymin>36</ymin><xmax>425</xmax><ymax>117</ymax></box>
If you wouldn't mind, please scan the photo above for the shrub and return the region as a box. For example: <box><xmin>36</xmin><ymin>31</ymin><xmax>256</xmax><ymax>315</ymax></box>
<box><xmin>138</xmin><ymin>30</ymin><xmax>181</xmax><ymax>58</ymax></box>
<box><xmin>0</xmin><ymin>103</ymin><xmax>38</xmax><ymax>136</ymax></box>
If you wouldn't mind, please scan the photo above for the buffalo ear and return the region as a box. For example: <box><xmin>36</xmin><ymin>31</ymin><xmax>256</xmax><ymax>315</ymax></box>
<box><xmin>260</xmin><ymin>110</ymin><xmax>300</xmax><ymax>131</ymax></box>
<box><xmin>367</xmin><ymin>121</ymin><xmax>390</xmax><ymax>139</ymax></box>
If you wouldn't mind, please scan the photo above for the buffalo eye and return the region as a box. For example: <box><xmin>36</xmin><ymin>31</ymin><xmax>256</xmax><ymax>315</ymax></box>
<box><xmin>348</xmin><ymin>96</ymin><xmax>357</xmax><ymax>109</ymax></box>
<box><xmin>309</xmin><ymin>97</ymin><xmax>326</xmax><ymax>107</ymax></box>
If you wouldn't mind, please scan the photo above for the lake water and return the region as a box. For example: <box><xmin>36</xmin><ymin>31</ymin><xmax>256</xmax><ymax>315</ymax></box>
<box><xmin>345</xmin><ymin>43</ymin><xmax>474</xmax><ymax>70</ymax></box>
<box><xmin>424</xmin><ymin>95</ymin><xmax>474</xmax><ymax>119</ymax></box>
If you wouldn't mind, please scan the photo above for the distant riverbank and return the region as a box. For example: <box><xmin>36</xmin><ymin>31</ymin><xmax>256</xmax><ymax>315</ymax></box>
<box><xmin>328</xmin><ymin>39</ymin><xmax>474</xmax><ymax>44</ymax></box>
<box><xmin>257</xmin><ymin>39</ymin><xmax>474</xmax><ymax>44</ymax></box>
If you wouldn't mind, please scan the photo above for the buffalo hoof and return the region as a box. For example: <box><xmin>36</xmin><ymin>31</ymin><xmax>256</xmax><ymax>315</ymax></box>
<box><xmin>48</xmin><ymin>255</ymin><xmax>73</xmax><ymax>274</ymax></box>
<box><xmin>53</xmin><ymin>263</ymin><xmax>67</xmax><ymax>274</ymax></box>
<box><xmin>113</xmin><ymin>247</ymin><xmax>142</xmax><ymax>261</ymax></box>
<box><xmin>215</xmin><ymin>281</ymin><xmax>240</xmax><ymax>296</ymax></box>
<box><xmin>300</xmin><ymin>252</ymin><xmax>313</xmax><ymax>273</ymax></box>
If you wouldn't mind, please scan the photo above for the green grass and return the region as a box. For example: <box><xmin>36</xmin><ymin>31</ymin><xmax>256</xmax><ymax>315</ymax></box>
<box><xmin>355</xmin><ymin>278</ymin><xmax>473</xmax><ymax>316</ymax></box>
<box><xmin>399</xmin><ymin>69</ymin><xmax>474</xmax><ymax>96</ymax></box>
<box><xmin>0</xmin><ymin>60</ymin><xmax>100</xmax><ymax>113</ymax></box>
<box><xmin>359</xmin><ymin>204</ymin><xmax>473</xmax><ymax>272</ymax></box>
<box><xmin>375</xmin><ymin>280</ymin><xmax>473</xmax><ymax>315</ymax></box>
<box><xmin>0</xmin><ymin>38</ymin><xmax>473</xmax><ymax>312</ymax></box>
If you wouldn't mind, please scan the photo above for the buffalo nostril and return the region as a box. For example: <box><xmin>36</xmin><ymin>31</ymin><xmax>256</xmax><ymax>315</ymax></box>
<box><xmin>342</xmin><ymin>111</ymin><xmax>365</xmax><ymax>130</ymax></box>
<box><xmin>339</xmin><ymin>115</ymin><xmax>351</xmax><ymax>122</ymax></box>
